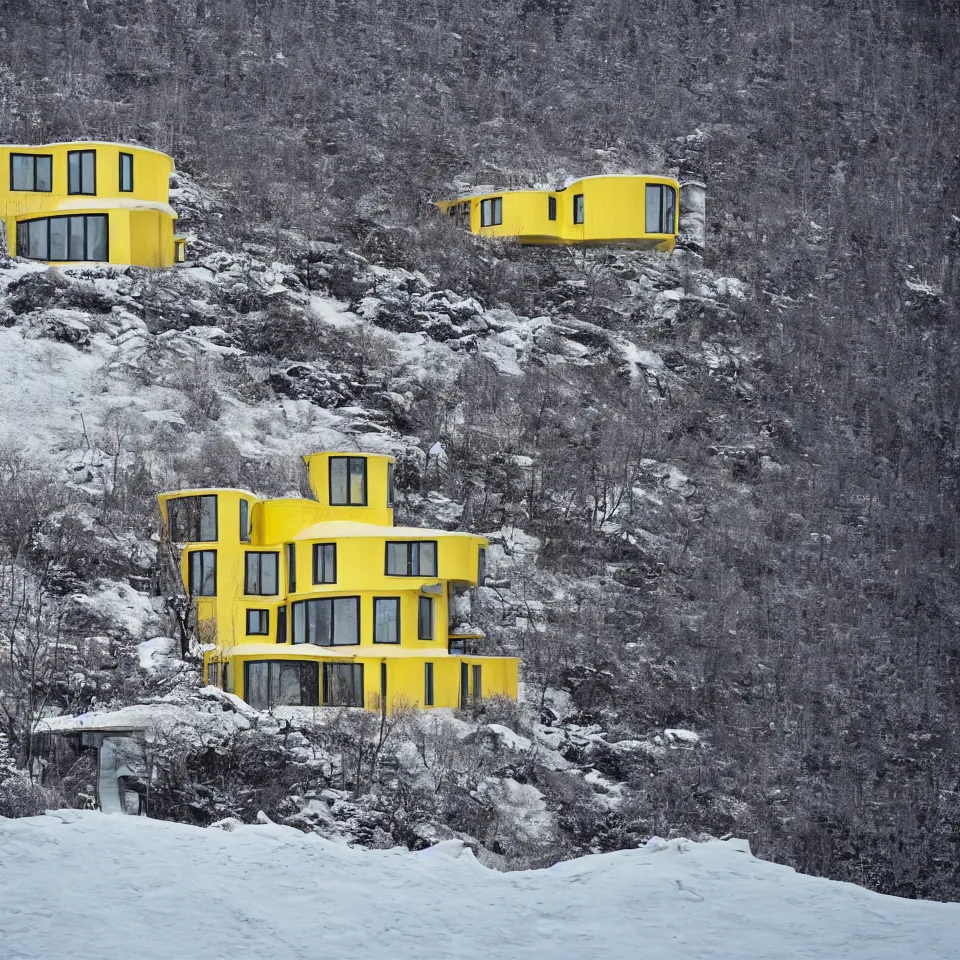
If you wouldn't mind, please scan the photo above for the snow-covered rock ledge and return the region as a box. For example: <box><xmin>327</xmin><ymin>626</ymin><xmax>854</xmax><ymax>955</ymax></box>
<box><xmin>1</xmin><ymin>811</ymin><xmax>957</xmax><ymax>960</ymax></box>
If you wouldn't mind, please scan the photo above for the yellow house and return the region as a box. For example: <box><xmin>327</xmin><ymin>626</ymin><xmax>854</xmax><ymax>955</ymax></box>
<box><xmin>1</xmin><ymin>140</ymin><xmax>185</xmax><ymax>268</ymax></box>
<box><xmin>437</xmin><ymin>174</ymin><xmax>680</xmax><ymax>251</ymax></box>
<box><xmin>158</xmin><ymin>452</ymin><xmax>518</xmax><ymax>714</ymax></box>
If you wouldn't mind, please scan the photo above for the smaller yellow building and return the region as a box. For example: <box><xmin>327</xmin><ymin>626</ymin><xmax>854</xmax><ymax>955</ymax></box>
<box><xmin>158</xmin><ymin>452</ymin><xmax>518</xmax><ymax>714</ymax></box>
<box><xmin>437</xmin><ymin>174</ymin><xmax>680</xmax><ymax>251</ymax></box>
<box><xmin>1</xmin><ymin>141</ymin><xmax>185</xmax><ymax>268</ymax></box>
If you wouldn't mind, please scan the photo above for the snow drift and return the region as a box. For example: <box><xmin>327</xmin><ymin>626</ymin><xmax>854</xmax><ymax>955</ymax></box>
<box><xmin>1</xmin><ymin>811</ymin><xmax>957</xmax><ymax>960</ymax></box>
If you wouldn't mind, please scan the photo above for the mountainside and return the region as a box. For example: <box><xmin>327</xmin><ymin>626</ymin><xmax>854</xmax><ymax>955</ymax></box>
<box><xmin>2</xmin><ymin>0</ymin><xmax>960</xmax><ymax>906</ymax></box>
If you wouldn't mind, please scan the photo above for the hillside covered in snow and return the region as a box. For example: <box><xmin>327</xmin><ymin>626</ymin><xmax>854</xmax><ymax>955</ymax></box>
<box><xmin>2</xmin><ymin>811</ymin><xmax>959</xmax><ymax>960</ymax></box>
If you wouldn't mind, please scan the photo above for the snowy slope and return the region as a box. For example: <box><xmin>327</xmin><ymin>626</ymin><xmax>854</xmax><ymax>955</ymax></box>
<box><xmin>1</xmin><ymin>812</ymin><xmax>957</xmax><ymax>960</ymax></box>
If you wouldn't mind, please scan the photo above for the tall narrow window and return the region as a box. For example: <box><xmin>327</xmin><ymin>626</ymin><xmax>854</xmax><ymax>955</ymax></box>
<box><xmin>312</xmin><ymin>543</ymin><xmax>337</xmax><ymax>584</ymax></box>
<box><xmin>424</xmin><ymin>663</ymin><xmax>435</xmax><ymax>706</ymax></box>
<box><xmin>206</xmin><ymin>661</ymin><xmax>221</xmax><ymax>687</ymax></box>
<box><xmin>246</xmin><ymin>609</ymin><xmax>270</xmax><ymax>636</ymax></box>
<box><xmin>322</xmin><ymin>663</ymin><xmax>364</xmax><ymax>706</ymax></box>
<box><xmin>418</xmin><ymin>596</ymin><xmax>434</xmax><ymax>640</ymax></box>
<box><xmin>385</xmin><ymin>541</ymin><xmax>438</xmax><ymax>577</ymax></box>
<box><xmin>286</xmin><ymin>543</ymin><xmax>297</xmax><ymax>593</ymax></box>
<box><xmin>276</xmin><ymin>606</ymin><xmax>287</xmax><ymax>644</ymax></box>
<box><xmin>10</xmin><ymin>154</ymin><xmax>52</xmax><ymax>192</ymax></box>
<box><xmin>239</xmin><ymin>500</ymin><xmax>250</xmax><ymax>542</ymax></box>
<box><xmin>460</xmin><ymin>662</ymin><xmax>469</xmax><ymax>708</ymax></box>
<box><xmin>380</xmin><ymin>662</ymin><xmax>388</xmax><ymax>715</ymax></box>
<box><xmin>548</xmin><ymin>196</ymin><xmax>557</xmax><ymax>221</ymax></box>
<box><xmin>188</xmin><ymin>550</ymin><xmax>217</xmax><ymax>596</ymax></box>
<box><xmin>480</xmin><ymin>197</ymin><xmax>503</xmax><ymax>227</ymax></box>
<box><xmin>119</xmin><ymin>152</ymin><xmax>134</xmax><ymax>192</ymax></box>
<box><xmin>329</xmin><ymin>456</ymin><xmax>367</xmax><ymax>505</ymax></box>
<box><xmin>244</xmin><ymin>552</ymin><xmax>279</xmax><ymax>596</ymax></box>
<box><xmin>67</xmin><ymin>149</ymin><xmax>96</xmax><ymax>195</ymax></box>
<box><xmin>374</xmin><ymin>598</ymin><xmax>401</xmax><ymax>644</ymax></box>
<box><xmin>645</xmin><ymin>184</ymin><xmax>677</xmax><ymax>234</ymax></box>
<box><xmin>573</xmin><ymin>194</ymin><xmax>584</xmax><ymax>224</ymax></box>
<box><xmin>292</xmin><ymin>597</ymin><xmax>360</xmax><ymax>646</ymax></box>
<box><xmin>386</xmin><ymin>461</ymin><xmax>395</xmax><ymax>508</ymax></box>
<box><xmin>478</xmin><ymin>547</ymin><xmax>487</xmax><ymax>587</ymax></box>
<box><xmin>472</xmin><ymin>664</ymin><xmax>482</xmax><ymax>702</ymax></box>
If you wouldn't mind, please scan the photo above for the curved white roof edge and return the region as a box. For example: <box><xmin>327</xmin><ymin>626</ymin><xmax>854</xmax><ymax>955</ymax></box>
<box><xmin>0</xmin><ymin>140</ymin><xmax>174</xmax><ymax>160</ymax></box>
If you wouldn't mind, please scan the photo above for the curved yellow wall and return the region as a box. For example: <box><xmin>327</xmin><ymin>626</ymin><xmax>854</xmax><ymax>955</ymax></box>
<box><xmin>438</xmin><ymin>174</ymin><xmax>680</xmax><ymax>251</ymax></box>
<box><xmin>0</xmin><ymin>141</ymin><xmax>181</xmax><ymax>267</ymax></box>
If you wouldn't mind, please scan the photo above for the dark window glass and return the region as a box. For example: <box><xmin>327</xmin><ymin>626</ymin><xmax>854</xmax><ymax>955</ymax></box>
<box><xmin>245</xmin><ymin>552</ymin><xmax>279</xmax><ymax>595</ymax></box>
<box><xmin>68</xmin><ymin>149</ymin><xmax>96</xmax><ymax>195</ymax></box>
<box><xmin>380</xmin><ymin>662</ymin><xmax>387</xmax><ymax>713</ymax></box>
<box><xmin>292</xmin><ymin>597</ymin><xmax>360</xmax><ymax>646</ymax></box>
<box><xmin>312</xmin><ymin>543</ymin><xmax>337</xmax><ymax>584</ymax></box>
<box><xmin>49</xmin><ymin>218</ymin><xmax>68</xmax><ymax>260</ymax></box>
<box><xmin>27</xmin><ymin>219</ymin><xmax>47</xmax><ymax>260</ymax></box>
<box><xmin>286</xmin><ymin>543</ymin><xmax>296</xmax><ymax>593</ymax></box>
<box><xmin>460</xmin><ymin>662</ymin><xmax>469</xmax><ymax>708</ymax></box>
<box><xmin>87</xmin><ymin>215</ymin><xmax>107</xmax><ymax>261</ymax></box>
<box><xmin>386</xmin><ymin>461</ymin><xmax>395</xmax><ymax>508</ymax></box>
<box><xmin>424</xmin><ymin>663</ymin><xmax>435</xmax><ymax>706</ymax></box>
<box><xmin>246</xmin><ymin>609</ymin><xmax>270</xmax><ymax>635</ymax></box>
<box><xmin>548</xmin><ymin>196</ymin><xmax>557</xmax><ymax>221</ymax></box>
<box><xmin>472</xmin><ymin>664</ymin><xmax>482</xmax><ymax>701</ymax></box>
<box><xmin>15</xmin><ymin>215</ymin><xmax>108</xmax><ymax>262</ymax></box>
<box><xmin>374</xmin><ymin>597</ymin><xmax>401</xmax><ymax>644</ymax></box>
<box><xmin>167</xmin><ymin>495</ymin><xmax>217</xmax><ymax>542</ymax></box>
<box><xmin>188</xmin><ymin>550</ymin><xmax>216</xmax><ymax>596</ymax></box>
<box><xmin>119</xmin><ymin>152</ymin><xmax>134</xmax><ymax>192</ymax></box>
<box><xmin>206</xmin><ymin>661</ymin><xmax>221</xmax><ymax>687</ymax></box>
<box><xmin>385</xmin><ymin>541</ymin><xmax>438</xmax><ymax>577</ymax></box>
<box><xmin>480</xmin><ymin>197</ymin><xmax>503</xmax><ymax>227</ymax></box>
<box><xmin>573</xmin><ymin>194</ymin><xmax>584</xmax><ymax>224</ymax></box>
<box><xmin>478</xmin><ymin>547</ymin><xmax>487</xmax><ymax>587</ymax></box>
<box><xmin>323</xmin><ymin>663</ymin><xmax>364</xmax><ymax>707</ymax></box>
<box><xmin>239</xmin><ymin>500</ymin><xmax>250</xmax><ymax>542</ymax></box>
<box><xmin>418</xmin><ymin>596</ymin><xmax>434</xmax><ymax>640</ymax></box>
<box><xmin>277</xmin><ymin>606</ymin><xmax>287</xmax><ymax>644</ymax></box>
<box><xmin>244</xmin><ymin>661</ymin><xmax>319</xmax><ymax>710</ymax></box>
<box><xmin>329</xmin><ymin>456</ymin><xmax>367</xmax><ymax>505</ymax></box>
<box><xmin>10</xmin><ymin>154</ymin><xmax>53</xmax><ymax>192</ymax></box>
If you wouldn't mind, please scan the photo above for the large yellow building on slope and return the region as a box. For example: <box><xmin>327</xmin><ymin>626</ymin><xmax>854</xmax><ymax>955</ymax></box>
<box><xmin>437</xmin><ymin>174</ymin><xmax>680</xmax><ymax>251</ymax></box>
<box><xmin>158</xmin><ymin>453</ymin><xmax>518</xmax><ymax>713</ymax></box>
<box><xmin>1</xmin><ymin>141</ymin><xmax>185</xmax><ymax>267</ymax></box>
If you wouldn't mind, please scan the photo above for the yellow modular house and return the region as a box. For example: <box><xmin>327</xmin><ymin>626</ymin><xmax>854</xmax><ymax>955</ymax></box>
<box><xmin>158</xmin><ymin>452</ymin><xmax>518</xmax><ymax>714</ymax></box>
<box><xmin>0</xmin><ymin>141</ymin><xmax>185</xmax><ymax>267</ymax></box>
<box><xmin>437</xmin><ymin>174</ymin><xmax>680</xmax><ymax>251</ymax></box>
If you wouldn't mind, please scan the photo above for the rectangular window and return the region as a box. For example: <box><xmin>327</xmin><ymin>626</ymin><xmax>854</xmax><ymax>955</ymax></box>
<box><xmin>10</xmin><ymin>153</ymin><xmax>52</xmax><ymax>192</ymax></box>
<box><xmin>244</xmin><ymin>552</ymin><xmax>279</xmax><ymax>596</ymax></box>
<box><xmin>329</xmin><ymin>456</ymin><xmax>367</xmax><ymax>506</ymax></box>
<box><xmin>277</xmin><ymin>606</ymin><xmax>287</xmax><ymax>644</ymax></box>
<box><xmin>67</xmin><ymin>149</ymin><xmax>96</xmax><ymax>195</ymax></box>
<box><xmin>239</xmin><ymin>500</ymin><xmax>250</xmax><ymax>542</ymax></box>
<box><xmin>223</xmin><ymin>662</ymin><xmax>233</xmax><ymax>693</ymax></box>
<box><xmin>385</xmin><ymin>541</ymin><xmax>438</xmax><ymax>577</ymax></box>
<box><xmin>480</xmin><ymin>197</ymin><xmax>503</xmax><ymax>227</ymax></box>
<box><xmin>645</xmin><ymin>184</ymin><xmax>677</xmax><ymax>234</ymax></box>
<box><xmin>15</xmin><ymin>214</ymin><xmax>109</xmax><ymax>262</ymax></box>
<box><xmin>374</xmin><ymin>597</ymin><xmax>401</xmax><ymax>644</ymax></box>
<box><xmin>119</xmin><ymin>152</ymin><xmax>134</xmax><ymax>192</ymax></box>
<box><xmin>460</xmin><ymin>662</ymin><xmax>469</xmax><ymax>708</ymax></box>
<box><xmin>573</xmin><ymin>194</ymin><xmax>584</xmax><ymax>224</ymax></box>
<box><xmin>472</xmin><ymin>664</ymin><xmax>482</xmax><ymax>701</ymax></box>
<box><xmin>386</xmin><ymin>461</ymin><xmax>395</xmax><ymax>508</ymax></box>
<box><xmin>206</xmin><ymin>661</ymin><xmax>221</xmax><ymax>687</ymax></box>
<box><xmin>292</xmin><ymin>597</ymin><xmax>360</xmax><ymax>646</ymax></box>
<box><xmin>244</xmin><ymin>661</ymin><xmax>319</xmax><ymax>710</ymax></box>
<box><xmin>286</xmin><ymin>543</ymin><xmax>297</xmax><ymax>593</ymax></box>
<box><xmin>322</xmin><ymin>663</ymin><xmax>364</xmax><ymax>707</ymax></box>
<box><xmin>424</xmin><ymin>663</ymin><xmax>435</xmax><ymax>706</ymax></box>
<box><xmin>188</xmin><ymin>550</ymin><xmax>217</xmax><ymax>597</ymax></box>
<box><xmin>418</xmin><ymin>596</ymin><xmax>434</xmax><ymax>640</ymax></box>
<box><xmin>312</xmin><ymin>543</ymin><xmax>337</xmax><ymax>584</ymax></box>
<box><xmin>548</xmin><ymin>196</ymin><xmax>557</xmax><ymax>221</ymax></box>
<box><xmin>246</xmin><ymin>609</ymin><xmax>270</xmax><ymax>636</ymax></box>
<box><xmin>167</xmin><ymin>495</ymin><xmax>218</xmax><ymax>542</ymax></box>
<box><xmin>478</xmin><ymin>547</ymin><xmax>487</xmax><ymax>587</ymax></box>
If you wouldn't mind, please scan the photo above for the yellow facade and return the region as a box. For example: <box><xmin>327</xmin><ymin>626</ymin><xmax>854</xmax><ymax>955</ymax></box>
<box><xmin>437</xmin><ymin>174</ymin><xmax>680</xmax><ymax>251</ymax></box>
<box><xmin>1</xmin><ymin>141</ymin><xmax>184</xmax><ymax>268</ymax></box>
<box><xmin>158</xmin><ymin>452</ymin><xmax>518</xmax><ymax>714</ymax></box>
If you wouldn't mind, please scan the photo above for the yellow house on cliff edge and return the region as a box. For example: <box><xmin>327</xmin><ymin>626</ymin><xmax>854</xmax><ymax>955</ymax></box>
<box><xmin>158</xmin><ymin>452</ymin><xmax>518</xmax><ymax>713</ymax></box>
<box><xmin>437</xmin><ymin>174</ymin><xmax>680</xmax><ymax>251</ymax></box>
<box><xmin>1</xmin><ymin>141</ymin><xmax>185</xmax><ymax>267</ymax></box>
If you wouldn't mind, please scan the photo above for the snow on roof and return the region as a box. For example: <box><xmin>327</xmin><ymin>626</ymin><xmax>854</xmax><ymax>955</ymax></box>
<box><xmin>292</xmin><ymin>519</ymin><xmax>486</xmax><ymax>542</ymax></box>
<box><xmin>1</xmin><ymin>811</ymin><xmax>957</xmax><ymax>959</ymax></box>
<box><xmin>216</xmin><ymin>642</ymin><xmax>465</xmax><ymax>660</ymax></box>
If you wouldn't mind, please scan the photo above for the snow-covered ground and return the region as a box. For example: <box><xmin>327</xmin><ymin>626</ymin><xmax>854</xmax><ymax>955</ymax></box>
<box><xmin>1</xmin><ymin>812</ymin><xmax>957</xmax><ymax>960</ymax></box>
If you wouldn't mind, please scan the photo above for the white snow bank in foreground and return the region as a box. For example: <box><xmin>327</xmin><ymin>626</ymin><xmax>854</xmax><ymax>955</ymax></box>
<box><xmin>1</xmin><ymin>812</ymin><xmax>958</xmax><ymax>960</ymax></box>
